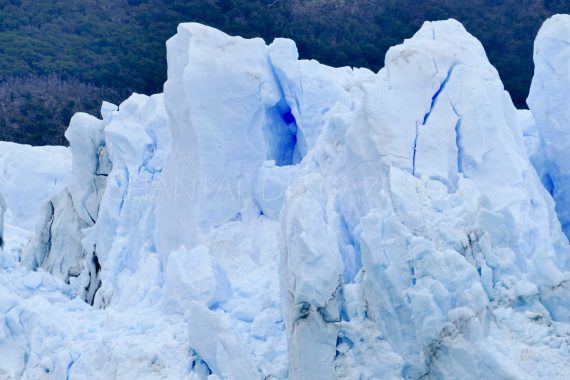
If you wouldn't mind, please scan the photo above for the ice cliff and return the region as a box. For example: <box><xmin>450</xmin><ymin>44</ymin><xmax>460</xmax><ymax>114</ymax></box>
<box><xmin>0</xmin><ymin>16</ymin><xmax>569</xmax><ymax>380</ymax></box>
<box><xmin>528</xmin><ymin>14</ymin><xmax>570</xmax><ymax>237</ymax></box>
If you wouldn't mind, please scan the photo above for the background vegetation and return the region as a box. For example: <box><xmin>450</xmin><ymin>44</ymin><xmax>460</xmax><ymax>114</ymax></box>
<box><xmin>1</xmin><ymin>0</ymin><xmax>569</xmax><ymax>145</ymax></box>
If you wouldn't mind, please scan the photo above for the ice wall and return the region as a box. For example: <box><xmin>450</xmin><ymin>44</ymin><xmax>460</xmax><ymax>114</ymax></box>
<box><xmin>2</xmin><ymin>17</ymin><xmax>569</xmax><ymax>380</ymax></box>
<box><xmin>528</xmin><ymin>14</ymin><xmax>570</xmax><ymax>239</ymax></box>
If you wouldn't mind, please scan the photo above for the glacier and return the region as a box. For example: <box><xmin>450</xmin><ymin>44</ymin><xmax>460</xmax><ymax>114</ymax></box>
<box><xmin>0</xmin><ymin>15</ymin><xmax>569</xmax><ymax>380</ymax></box>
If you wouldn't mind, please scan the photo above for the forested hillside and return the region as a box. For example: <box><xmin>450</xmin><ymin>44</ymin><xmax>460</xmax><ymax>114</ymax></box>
<box><xmin>1</xmin><ymin>0</ymin><xmax>569</xmax><ymax>145</ymax></box>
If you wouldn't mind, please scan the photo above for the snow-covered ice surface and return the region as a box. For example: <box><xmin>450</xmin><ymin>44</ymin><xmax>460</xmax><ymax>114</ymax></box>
<box><xmin>1</xmin><ymin>17</ymin><xmax>570</xmax><ymax>380</ymax></box>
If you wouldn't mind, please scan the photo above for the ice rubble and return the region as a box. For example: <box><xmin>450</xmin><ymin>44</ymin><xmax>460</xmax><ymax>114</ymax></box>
<box><xmin>1</xmin><ymin>16</ymin><xmax>570</xmax><ymax>380</ymax></box>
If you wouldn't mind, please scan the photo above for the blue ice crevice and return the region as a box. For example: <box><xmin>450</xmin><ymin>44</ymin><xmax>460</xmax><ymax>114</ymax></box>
<box><xmin>413</xmin><ymin>63</ymin><xmax>458</xmax><ymax>176</ymax></box>
<box><xmin>189</xmin><ymin>349</ymin><xmax>213</xmax><ymax>377</ymax></box>
<box><xmin>422</xmin><ymin>64</ymin><xmax>458</xmax><ymax>126</ymax></box>
<box><xmin>265</xmin><ymin>55</ymin><xmax>302</xmax><ymax>166</ymax></box>
<box><xmin>412</xmin><ymin>123</ymin><xmax>420</xmax><ymax>176</ymax></box>
<box><xmin>408</xmin><ymin>260</ymin><xmax>417</xmax><ymax>286</ymax></box>
<box><xmin>334</xmin><ymin>333</ymin><xmax>354</xmax><ymax>359</ymax></box>
<box><xmin>65</xmin><ymin>353</ymin><xmax>80</xmax><ymax>380</ymax></box>
<box><xmin>451</xmin><ymin>102</ymin><xmax>465</xmax><ymax>175</ymax></box>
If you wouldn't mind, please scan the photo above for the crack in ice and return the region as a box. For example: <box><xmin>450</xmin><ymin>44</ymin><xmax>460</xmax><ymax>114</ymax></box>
<box><xmin>413</xmin><ymin>63</ymin><xmax>458</xmax><ymax>176</ymax></box>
